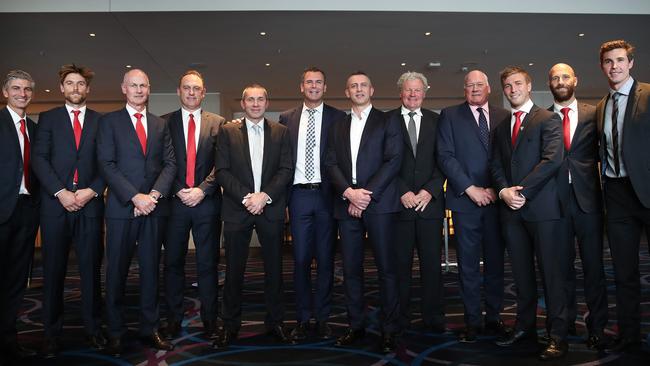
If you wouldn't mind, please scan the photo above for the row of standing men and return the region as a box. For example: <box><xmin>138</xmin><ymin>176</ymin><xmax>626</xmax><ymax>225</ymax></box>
<box><xmin>0</xmin><ymin>38</ymin><xmax>647</xmax><ymax>362</ymax></box>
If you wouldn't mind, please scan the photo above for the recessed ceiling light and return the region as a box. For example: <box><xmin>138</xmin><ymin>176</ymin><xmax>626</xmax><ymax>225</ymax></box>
<box><xmin>89</xmin><ymin>33</ymin><xmax>96</xmax><ymax>37</ymax></box>
<box><xmin>578</xmin><ymin>33</ymin><xmax>585</xmax><ymax>37</ymax></box>
<box><xmin>401</xmin><ymin>62</ymin><xmax>407</xmax><ymax>66</ymax></box>
<box><xmin>265</xmin><ymin>63</ymin><xmax>271</xmax><ymax>67</ymax></box>
<box><xmin>125</xmin><ymin>65</ymin><xmax>132</xmax><ymax>68</ymax></box>
<box><xmin>424</xmin><ymin>32</ymin><xmax>431</xmax><ymax>36</ymax></box>
<box><xmin>260</xmin><ymin>31</ymin><xmax>267</xmax><ymax>36</ymax></box>
<box><xmin>528</xmin><ymin>62</ymin><xmax>534</xmax><ymax>66</ymax></box>
<box><xmin>44</xmin><ymin>89</ymin><xmax>51</xmax><ymax>93</ymax></box>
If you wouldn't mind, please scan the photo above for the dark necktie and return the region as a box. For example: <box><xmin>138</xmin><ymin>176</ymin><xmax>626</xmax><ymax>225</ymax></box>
<box><xmin>186</xmin><ymin>113</ymin><xmax>197</xmax><ymax>187</ymax></box>
<box><xmin>407</xmin><ymin>111</ymin><xmax>417</xmax><ymax>157</ymax></box>
<box><xmin>511</xmin><ymin>111</ymin><xmax>524</xmax><ymax>147</ymax></box>
<box><xmin>561</xmin><ymin>107</ymin><xmax>571</xmax><ymax>151</ymax></box>
<box><xmin>477</xmin><ymin>107</ymin><xmax>489</xmax><ymax>149</ymax></box>
<box><xmin>305</xmin><ymin>109</ymin><xmax>316</xmax><ymax>181</ymax></box>
<box><xmin>19</xmin><ymin>118</ymin><xmax>31</xmax><ymax>192</ymax></box>
<box><xmin>72</xmin><ymin>110</ymin><xmax>82</xmax><ymax>184</ymax></box>
<box><xmin>134</xmin><ymin>112</ymin><xmax>147</xmax><ymax>155</ymax></box>
<box><xmin>610</xmin><ymin>92</ymin><xmax>621</xmax><ymax>176</ymax></box>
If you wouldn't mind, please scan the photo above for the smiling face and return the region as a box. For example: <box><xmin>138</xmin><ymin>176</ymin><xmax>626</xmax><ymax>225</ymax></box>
<box><xmin>60</xmin><ymin>72</ymin><xmax>89</xmax><ymax>107</ymax></box>
<box><xmin>178</xmin><ymin>74</ymin><xmax>205</xmax><ymax>112</ymax></box>
<box><xmin>502</xmin><ymin>72</ymin><xmax>531</xmax><ymax>109</ymax></box>
<box><xmin>400</xmin><ymin>78</ymin><xmax>426</xmax><ymax>111</ymax></box>
<box><xmin>3</xmin><ymin>78</ymin><xmax>33</xmax><ymax>115</ymax></box>
<box><xmin>464</xmin><ymin>70</ymin><xmax>491</xmax><ymax>106</ymax></box>
<box><xmin>601</xmin><ymin>47</ymin><xmax>634</xmax><ymax>90</ymax></box>
<box><xmin>345</xmin><ymin>74</ymin><xmax>373</xmax><ymax>108</ymax></box>
<box><xmin>241</xmin><ymin>86</ymin><xmax>269</xmax><ymax>122</ymax></box>
<box><xmin>548</xmin><ymin>63</ymin><xmax>577</xmax><ymax>103</ymax></box>
<box><xmin>300</xmin><ymin>70</ymin><xmax>327</xmax><ymax>106</ymax></box>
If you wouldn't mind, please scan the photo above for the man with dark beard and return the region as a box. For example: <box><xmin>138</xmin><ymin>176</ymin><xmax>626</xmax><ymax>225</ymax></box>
<box><xmin>547</xmin><ymin>63</ymin><xmax>608</xmax><ymax>349</ymax></box>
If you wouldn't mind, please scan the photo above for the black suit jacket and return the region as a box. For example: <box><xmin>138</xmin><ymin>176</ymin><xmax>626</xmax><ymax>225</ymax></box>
<box><xmin>0</xmin><ymin>107</ymin><xmax>39</xmax><ymax>223</ymax></box>
<box><xmin>437</xmin><ymin>102</ymin><xmax>509</xmax><ymax>213</ymax></box>
<box><xmin>490</xmin><ymin>104</ymin><xmax>563</xmax><ymax>222</ymax></box>
<box><xmin>387</xmin><ymin>107</ymin><xmax>445</xmax><ymax>220</ymax></box>
<box><xmin>163</xmin><ymin>109</ymin><xmax>225</xmax><ymax>215</ymax></box>
<box><xmin>97</xmin><ymin>108</ymin><xmax>177</xmax><ymax>219</ymax></box>
<box><xmin>325</xmin><ymin>107</ymin><xmax>403</xmax><ymax>219</ymax></box>
<box><xmin>215</xmin><ymin>118</ymin><xmax>293</xmax><ymax>223</ymax></box>
<box><xmin>32</xmin><ymin>106</ymin><xmax>105</xmax><ymax>218</ymax></box>
<box><xmin>279</xmin><ymin>103</ymin><xmax>346</xmax><ymax>212</ymax></box>
<box><xmin>548</xmin><ymin>103</ymin><xmax>601</xmax><ymax>214</ymax></box>
<box><xmin>596</xmin><ymin>80</ymin><xmax>650</xmax><ymax>208</ymax></box>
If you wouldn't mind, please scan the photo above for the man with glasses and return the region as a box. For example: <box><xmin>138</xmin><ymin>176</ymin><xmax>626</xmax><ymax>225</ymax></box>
<box><xmin>97</xmin><ymin>69</ymin><xmax>177</xmax><ymax>356</ymax></box>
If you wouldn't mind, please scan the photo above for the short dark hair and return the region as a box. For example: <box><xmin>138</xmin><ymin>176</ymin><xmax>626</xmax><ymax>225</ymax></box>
<box><xmin>58</xmin><ymin>64</ymin><xmax>94</xmax><ymax>85</ymax></box>
<box><xmin>301</xmin><ymin>66</ymin><xmax>326</xmax><ymax>83</ymax></box>
<box><xmin>178</xmin><ymin>69</ymin><xmax>205</xmax><ymax>87</ymax></box>
<box><xmin>241</xmin><ymin>83</ymin><xmax>268</xmax><ymax>100</ymax></box>
<box><xmin>499</xmin><ymin>66</ymin><xmax>531</xmax><ymax>87</ymax></box>
<box><xmin>600</xmin><ymin>39</ymin><xmax>635</xmax><ymax>64</ymax></box>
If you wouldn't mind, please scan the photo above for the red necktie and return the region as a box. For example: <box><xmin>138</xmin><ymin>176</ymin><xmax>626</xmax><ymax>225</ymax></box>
<box><xmin>186</xmin><ymin>113</ymin><xmax>196</xmax><ymax>187</ymax></box>
<box><xmin>134</xmin><ymin>112</ymin><xmax>147</xmax><ymax>154</ymax></box>
<box><xmin>19</xmin><ymin>118</ymin><xmax>31</xmax><ymax>192</ymax></box>
<box><xmin>561</xmin><ymin>107</ymin><xmax>571</xmax><ymax>151</ymax></box>
<box><xmin>511</xmin><ymin>111</ymin><xmax>524</xmax><ymax>147</ymax></box>
<box><xmin>72</xmin><ymin>110</ymin><xmax>82</xmax><ymax>184</ymax></box>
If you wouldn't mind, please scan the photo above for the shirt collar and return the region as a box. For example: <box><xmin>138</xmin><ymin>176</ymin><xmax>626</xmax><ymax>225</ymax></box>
<box><xmin>512</xmin><ymin>98</ymin><xmax>534</xmax><ymax>115</ymax></box>
<box><xmin>245</xmin><ymin>118</ymin><xmax>264</xmax><ymax>130</ymax></box>
<box><xmin>351</xmin><ymin>104</ymin><xmax>373</xmax><ymax>119</ymax></box>
<box><xmin>553</xmin><ymin>99</ymin><xmax>578</xmax><ymax>114</ymax></box>
<box><xmin>65</xmin><ymin>104</ymin><xmax>87</xmax><ymax>116</ymax></box>
<box><xmin>125</xmin><ymin>104</ymin><xmax>147</xmax><ymax>118</ymax></box>
<box><xmin>181</xmin><ymin>107</ymin><xmax>201</xmax><ymax>120</ymax></box>
<box><xmin>6</xmin><ymin>106</ymin><xmax>25</xmax><ymax>124</ymax></box>
<box><xmin>401</xmin><ymin>105</ymin><xmax>422</xmax><ymax>117</ymax></box>
<box><xmin>303</xmin><ymin>102</ymin><xmax>323</xmax><ymax>114</ymax></box>
<box><xmin>609</xmin><ymin>77</ymin><xmax>634</xmax><ymax>97</ymax></box>
<box><xmin>468</xmin><ymin>102</ymin><xmax>489</xmax><ymax>114</ymax></box>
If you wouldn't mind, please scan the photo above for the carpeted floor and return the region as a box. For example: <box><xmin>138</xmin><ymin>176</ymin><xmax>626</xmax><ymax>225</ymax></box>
<box><xmin>12</xmin><ymin>238</ymin><xmax>650</xmax><ymax>365</ymax></box>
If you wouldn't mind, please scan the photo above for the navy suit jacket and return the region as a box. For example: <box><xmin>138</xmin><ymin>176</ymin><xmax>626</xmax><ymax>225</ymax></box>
<box><xmin>0</xmin><ymin>107</ymin><xmax>39</xmax><ymax>223</ymax></box>
<box><xmin>163</xmin><ymin>109</ymin><xmax>225</xmax><ymax>216</ymax></box>
<box><xmin>387</xmin><ymin>107</ymin><xmax>445</xmax><ymax>220</ymax></box>
<box><xmin>490</xmin><ymin>104</ymin><xmax>563</xmax><ymax>222</ymax></box>
<box><xmin>437</xmin><ymin>102</ymin><xmax>509</xmax><ymax>213</ymax></box>
<box><xmin>215</xmin><ymin>118</ymin><xmax>293</xmax><ymax>223</ymax></box>
<box><xmin>548</xmin><ymin>103</ymin><xmax>601</xmax><ymax>214</ymax></box>
<box><xmin>32</xmin><ymin>106</ymin><xmax>105</xmax><ymax>217</ymax></box>
<box><xmin>325</xmin><ymin>107</ymin><xmax>403</xmax><ymax>219</ymax></box>
<box><xmin>279</xmin><ymin>103</ymin><xmax>346</xmax><ymax>212</ymax></box>
<box><xmin>97</xmin><ymin>108</ymin><xmax>177</xmax><ymax>219</ymax></box>
<box><xmin>596</xmin><ymin>80</ymin><xmax>650</xmax><ymax>208</ymax></box>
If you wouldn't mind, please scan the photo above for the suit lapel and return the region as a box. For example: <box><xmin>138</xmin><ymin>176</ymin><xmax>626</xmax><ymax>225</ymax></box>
<box><xmin>342</xmin><ymin>115</ymin><xmax>353</xmax><ymax>176</ymax></box>
<box><xmin>261</xmin><ymin>119</ymin><xmax>271</xmax><ymax>179</ymax></box>
<box><xmin>289</xmin><ymin>108</ymin><xmax>301</xmax><ymax>164</ymax></box>
<box><xmin>1</xmin><ymin>108</ymin><xmax>22</xmax><ymax>158</ymax></box>
<box><xmin>121</xmin><ymin>108</ymin><xmax>145</xmax><ymax>157</ymax></box>
<box><xmin>623</xmin><ymin>81</ymin><xmax>640</xmax><ymax>133</ymax></box>
<box><xmin>58</xmin><ymin>107</ymin><xmax>78</xmax><ymax>151</ymax></box>
<box><xmin>397</xmin><ymin>111</ymin><xmax>415</xmax><ymax>157</ymax></box>
<box><xmin>78</xmin><ymin>109</ymin><xmax>98</xmax><ymax>151</ymax></box>
<box><xmin>514</xmin><ymin>106</ymin><xmax>537</xmax><ymax>151</ymax></box>
<box><xmin>197</xmin><ymin>111</ymin><xmax>211</xmax><ymax>157</ymax></box>
<box><xmin>461</xmin><ymin>103</ymin><xmax>488</xmax><ymax>152</ymax></box>
<box><xmin>358</xmin><ymin>108</ymin><xmax>377</xmax><ymax>154</ymax></box>
<box><xmin>320</xmin><ymin>106</ymin><xmax>332</xmax><ymax>161</ymax></box>
<box><xmin>240</xmin><ymin>120</ymin><xmax>254</xmax><ymax>181</ymax></box>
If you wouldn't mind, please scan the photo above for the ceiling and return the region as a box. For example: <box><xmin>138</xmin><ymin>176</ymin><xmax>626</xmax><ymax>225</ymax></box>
<box><xmin>1</xmin><ymin>10</ymin><xmax>649</xmax><ymax>115</ymax></box>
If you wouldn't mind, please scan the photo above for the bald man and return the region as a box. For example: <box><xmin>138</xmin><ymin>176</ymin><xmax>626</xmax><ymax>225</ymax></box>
<box><xmin>547</xmin><ymin>63</ymin><xmax>608</xmax><ymax>349</ymax></box>
<box><xmin>97</xmin><ymin>69</ymin><xmax>176</xmax><ymax>356</ymax></box>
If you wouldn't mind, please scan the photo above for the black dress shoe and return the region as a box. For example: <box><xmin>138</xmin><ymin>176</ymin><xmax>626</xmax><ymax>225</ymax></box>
<box><xmin>268</xmin><ymin>325</ymin><xmax>293</xmax><ymax>343</ymax></box>
<box><xmin>484</xmin><ymin>320</ymin><xmax>509</xmax><ymax>336</ymax></box>
<box><xmin>381</xmin><ymin>333</ymin><xmax>397</xmax><ymax>353</ymax></box>
<box><xmin>203</xmin><ymin>320</ymin><xmax>220</xmax><ymax>340</ymax></box>
<box><xmin>604</xmin><ymin>336</ymin><xmax>641</xmax><ymax>354</ymax></box>
<box><xmin>106</xmin><ymin>338</ymin><xmax>122</xmax><ymax>357</ymax></box>
<box><xmin>86</xmin><ymin>333</ymin><xmax>107</xmax><ymax>350</ymax></box>
<box><xmin>145</xmin><ymin>331</ymin><xmax>174</xmax><ymax>351</ymax></box>
<box><xmin>539</xmin><ymin>339</ymin><xmax>568</xmax><ymax>360</ymax></box>
<box><xmin>586</xmin><ymin>333</ymin><xmax>610</xmax><ymax>350</ymax></box>
<box><xmin>316</xmin><ymin>321</ymin><xmax>333</xmax><ymax>339</ymax></box>
<box><xmin>335</xmin><ymin>328</ymin><xmax>366</xmax><ymax>347</ymax></box>
<box><xmin>165</xmin><ymin>320</ymin><xmax>182</xmax><ymax>340</ymax></box>
<box><xmin>495</xmin><ymin>329</ymin><xmax>536</xmax><ymax>347</ymax></box>
<box><xmin>41</xmin><ymin>338</ymin><xmax>59</xmax><ymax>359</ymax></box>
<box><xmin>458</xmin><ymin>326</ymin><xmax>478</xmax><ymax>343</ymax></box>
<box><xmin>290</xmin><ymin>322</ymin><xmax>308</xmax><ymax>341</ymax></box>
<box><xmin>213</xmin><ymin>330</ymin><xmax>237</xmax><ymax>349</ymax></box>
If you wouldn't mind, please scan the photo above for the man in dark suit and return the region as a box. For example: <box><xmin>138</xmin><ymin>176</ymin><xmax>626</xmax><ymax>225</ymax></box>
<box><xmin>213</xmin><ymin>84</ymin><xmax>293</xmax><ymax>348</ymax></box>
<box><xmin>490</xmin><ymin>66</ymin><xmax>567</xmax><ymax>360</ymax></box>
<box><xmin>32</xmin><ymin>64</ymin><xmax>106</xmax><ymax>358</ymax></box>
<box><xmin>595</xmin><ymin>40</ymin><xmax>650</xmax><ymax>353</ymax></box>
<box><xmin>547</xmin><ymin>63</ymin><xmax>608</xmax><ymax>349</ymax></box>
<box><xmin>97</xmin><ymin>69</ymin><xmax>176</xmax><ymax>356</ymax></box>
<box><xmin>325</xmin><ymin>71</ymin><xmax>403</xmax><ymax>353</ymax></box>
<box><xmin>0</xmin><ymin>70</ymin><xmax>40</xmax><ymax>362</ymax></box>
<box><xmin>387</xmin><ymin>71</ymin><xmax>445</xmax><ymax>335</ymax></box>
<box><xmin>279</xmin><ymin>67</ymin><xmax>345</xmax><ymax>340</ymax></box>
<box><xmin>437</xmin><ymin>70</ymin><xmax>508</xmax><ymax>342</ymax></box>
<box><xmin>162</xmin><ymin>70</ymin><xmax>224</xmax><ymax>341</ymax></box>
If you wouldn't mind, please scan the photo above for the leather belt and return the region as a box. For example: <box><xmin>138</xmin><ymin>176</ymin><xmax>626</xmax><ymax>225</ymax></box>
<box><xmin>294</xmin><ymin>183</ymin><xmax>321</xmax><ymax>190</ymax></box>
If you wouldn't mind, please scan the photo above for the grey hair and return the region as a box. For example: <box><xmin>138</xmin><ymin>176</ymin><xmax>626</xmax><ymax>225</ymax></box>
<box><xmin>3</xmin><ymin>70</ymin><xmax>35</xmax><ymax>90</ymax></box>
<box><xmin>397</xmin><ymin>71</ymin><xmax>428</xmax><ymax>91</ymax></box>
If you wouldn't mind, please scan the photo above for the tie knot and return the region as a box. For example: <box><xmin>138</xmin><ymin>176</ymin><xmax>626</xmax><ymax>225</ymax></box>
<box><xmin>611</xmin><ymin>92</ymin><xmax>620</xmax><ymax>102</ymax></box>
<box><xmin>477</xmin><ymin>107</ymin><xmax>484</xmax><ymax>113</ymax></box>
<box><xmin>514</xmin><ymin>111</ymin><xmax>524</xmax><ymax>119</ymax></box>
<box><xmin>189</xmin><ymin>113</ymin><xmax>194</xmax><ymax>119</ymax></box>
<box><xmin>408</xmin><ymin>111</ymin><xmax>416</xmax><ymax>117</ymax></box>
<box><xmin>307</xmin><ymin>108</ymin><xmax>316</xmax><ymax>116</ymax></box>
<box><xmin>134</xmin><ymin>113</ymin><xmax>143</xmax><ymax>120</ymax></box>
<box><xmin>73</xmin><ymin>110</ymin><xmax>81</xmax><ymax>117</ymax></box>
<box><xmin>561</xmin><ymin>107</ymin><xmax>570</xmax><ymax>116</ymax></box>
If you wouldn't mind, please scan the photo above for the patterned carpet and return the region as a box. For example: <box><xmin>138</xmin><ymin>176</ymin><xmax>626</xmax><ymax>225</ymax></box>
<box><xmin>13</xmin><ymin>238</ymin><xmax>650</xmax><ymax>365</ymax></box>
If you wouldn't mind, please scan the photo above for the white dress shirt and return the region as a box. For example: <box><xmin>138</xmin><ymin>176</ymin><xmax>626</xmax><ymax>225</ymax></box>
<box><xmin>553</xmin><ymin>99</ymin><xmax>579</xmax><ymax>182</ymax></box>
<box><xmin>7</xmin><ymin>106</ymin><xmax>30</xmax><ymax>195</ymax></box>
<box><xmin>181</xmin><ymin>107</ymin><xmax>201</xmax><ymax>151</ymax></box>
<box><xmin>294</xmin><ymin>103</ymin><xmax>323</xmax><ymax>184</ymax></box>
<box><xmin>401</xmin><ymin>105</ymin><xmax>421</xmax><ymax>139</ymax></box>
<box><xmin>603</xmin><ymin>77</ymin><xmax>634</xmax><ymax>178</ymax></box>
<box><xmin>125</xmin><ymin>104</ymin><xmax>148</xmax><ymax>135</ymax></box>
<box><xmin>65</xmin><ymin>104</ymin><xmax>87</xmax><ymax>128</ymax></box>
